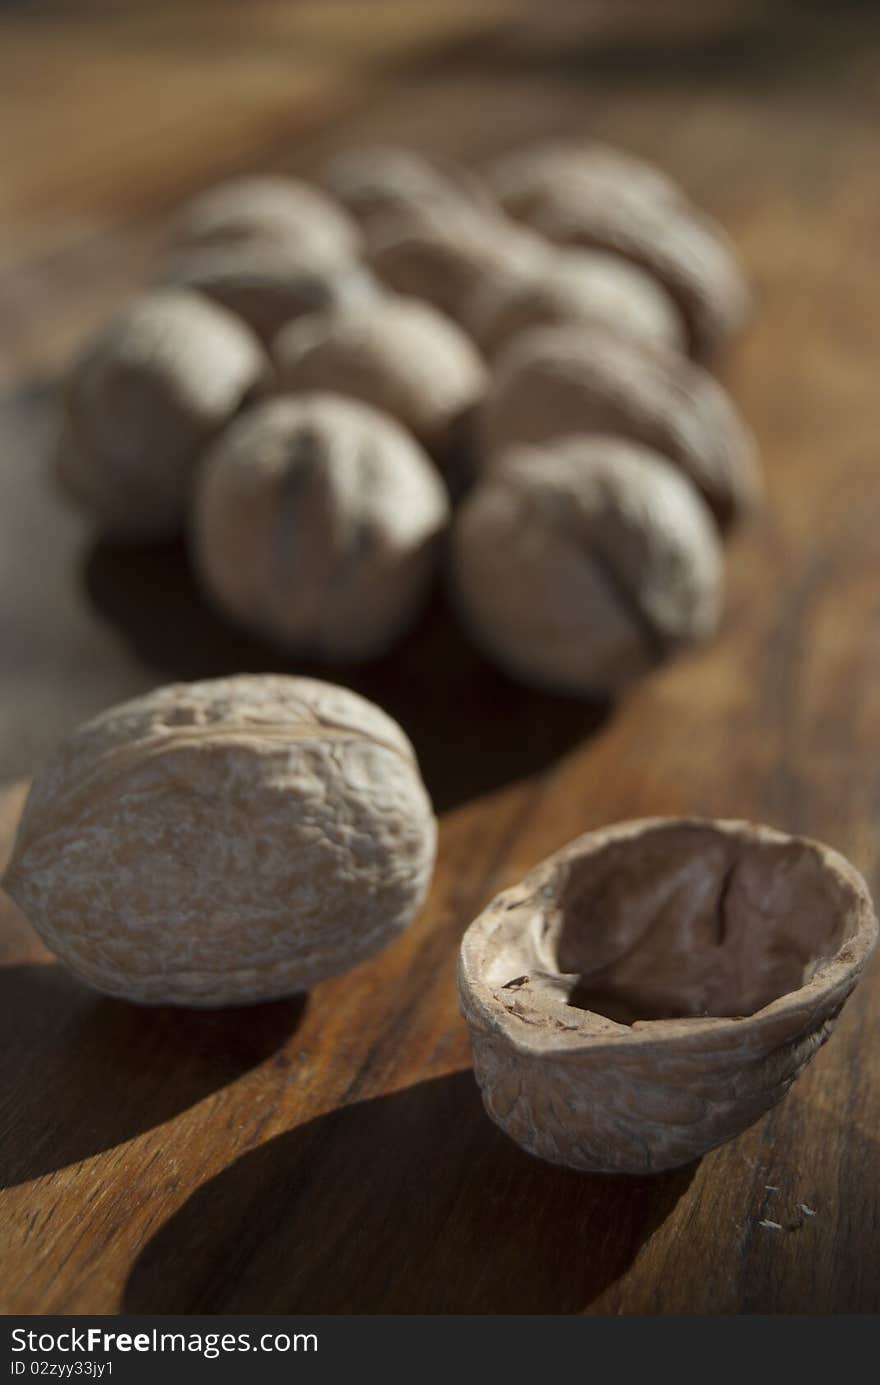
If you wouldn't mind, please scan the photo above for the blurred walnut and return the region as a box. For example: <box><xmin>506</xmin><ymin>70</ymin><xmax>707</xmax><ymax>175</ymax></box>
<box><xmin>4</xmin><ymin>675</ymin><xmax>436</xmax><ymax>1007</ymax></box>
<box><xmin>170</xmin><ymin>173</ymin><xmax>362</xmax><ymax>262</ymax></box>
<box><xmin>324</xmin><ymin>145</ymin><xmax>493</xmax><ymax>231</ymax></box>
<box><xmin>273</xmin><ymin>294</ymin><xmax>486</xmax><ymax>455</ymax></box>
<box><xmin>193</xmin><ymin>393</ymin><xmax>450</xmax><ymax>661</ymax></box>
<box><xmin>459</xmin><ymin>817</ymin><xmax>877</xmax><ymax>1173</ymax></box>
<box><xmin>464</xmin><ymin>246</ymin><xmax>685</xmax><ymax>358</ymax></box>
<box><xmin>161</xmin><ymin>240</ymin><xmax>376</xmax><ymax>344</ymax></box>
<box><xmin>486</xmin><ymin>140</ymin><xmax>749</xmax><ymax>357</ymax></box>
<box><xmin>55</xmin><ymin>289</ymin><xmax>267</xmax><ymax>540</ymax></box>
<box><xmin>451</xmin><ymin>437</ymin><xmax>723</xmax><ymax>697</ymax></box>
<box><xmin>482</xmin><ymin>326</ymin><xmax>759</xmax><ymax>527</ymax></box>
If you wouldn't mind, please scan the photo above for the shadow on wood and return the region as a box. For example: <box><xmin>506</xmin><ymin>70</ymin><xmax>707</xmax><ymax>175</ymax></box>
<box><xmin>83</xmin><ymin>541</ymin><xmax>608</xmax><ymax>813</ymax></box>
<box><xmin>0</xmin><ymin>962</ymin><xmax>306</xmax><ymax>1188</ymax></box>
<box><xmin>124</xmin><ymin>1068</ymin><xmax>696</xmax><ymax>1313</ymax></box>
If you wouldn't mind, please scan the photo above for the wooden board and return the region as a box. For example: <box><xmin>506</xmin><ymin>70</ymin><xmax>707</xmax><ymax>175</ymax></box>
<box><xmin>2</xmin><ymin>0</ymin><xmax>880</xmax><ymax>1314</ymax></box>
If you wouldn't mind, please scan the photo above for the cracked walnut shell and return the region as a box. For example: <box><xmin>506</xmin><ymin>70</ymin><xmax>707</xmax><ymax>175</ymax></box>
<box><xmin>192</xmin><ymin>393</ymin><xmax>450</xmax><ymax>661</ymax></box>
<box><xmin>451</xmin><ymin>438</ymin><xmax>723</xmax><ymax>697</ymax></box>
<box><xmin>458</xmin><ymin>818</ymin><xmax>877</xmax><ymax>1174</ymax></box>
<box><xmin>4</xmin><ymin>675</ymin><xmax>437</xmax><ymax>1007</ymax></box>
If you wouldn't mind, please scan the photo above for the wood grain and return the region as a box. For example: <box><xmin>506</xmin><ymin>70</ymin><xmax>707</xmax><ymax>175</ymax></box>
<box><xmin>2</xmin><ymin>0</ymin><xmax>880</xmax><ymax>1314</ymax></box>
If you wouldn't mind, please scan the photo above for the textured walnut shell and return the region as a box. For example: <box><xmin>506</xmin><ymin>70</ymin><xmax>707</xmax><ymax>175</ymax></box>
<box><xmin>482</xmin><ymin>326</ymin><xmax>759</xmax><ymax>528</ymax></box>
<box><xmin>464</xmin><ymin>247</ymin><xmax>685</xmax><ymax>359</ymax></box>
<box><xmin>4</xmin><ymin>675</ymin><xmax>436</xmax><ymax>1007</ymax></box>
<box><xmin>451</xmin><ymin>438</ymin><xmax>722</xmax><ymax>697</ymax></box>
<box><xmin>486</xmin><ymin>140</ymin><xmax>682</xmax><ymax>221</ymax></box>
<box><xmin>324</xmin><ymin>145</ymin><xmax>493</xmax><ymax>230</ymax></box>
<box><xmin>192</xmin><ymin>393</ymin><xmax>450</xmax><ymax>661</ymax></box>
<box><xmin>170</xmin><ymin>174</ymin><xmax>361</xmax><ymax>261</ymax></box>
<box><xmin>162</xmin><ymin>242</ymin><xmax>375</xmax><ymax>344</ymax></box>
<box><xmin>487</xmin><ymin>145</ymin><xmax>748</xmax><ymax>358</ymax></box>
<box><xmin>458</xmin><ymin>818</ymin><xmax>878</xmax><ymax>1174</ymax></box>
<box><xmin>366</xmin><ymin>202</ymin><xmax>545</xmax><ymax>324</ymax></box>
<box><xmin>273</xmin><ymin>294</ymin><xmax>486</xmax><ymax>454</ymax></box>
<box><xmin>55</xmin><ymin>289</ymin><xmax>267</xmax><ymax>540</ymax></box>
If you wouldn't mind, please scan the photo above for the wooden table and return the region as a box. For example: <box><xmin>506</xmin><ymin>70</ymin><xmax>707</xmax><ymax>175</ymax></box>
<box><xmin>2</xmin><ymin>0</ymin><xmax>879</xmax><ymax>1314</ymax></box>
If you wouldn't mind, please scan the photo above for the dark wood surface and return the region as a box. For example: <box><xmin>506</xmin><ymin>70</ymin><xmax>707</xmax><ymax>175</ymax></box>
<box><xmin>2</xmin><ymin>0</ymin><xmax>880</xmax><ymax>1314</ymax></box>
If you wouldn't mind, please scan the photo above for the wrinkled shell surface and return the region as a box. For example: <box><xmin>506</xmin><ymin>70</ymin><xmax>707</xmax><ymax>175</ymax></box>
<box><xmin>162</xmin><ymin>242</ymin><xmax>376</xmax><ymax>344</ymax></box>
<box><xmin>482</xmin><ymin>326</ymin><xmax>759</xmax><ymax>527</ymax></box>
<box><xmin>56</xmin><ymin>289</ymin><xmax>267</xmax><ymax>540</ymax></box>
<box><xmin>193</xmin><ymin>393</ymin><xmax>450</xmax><ymax>661</ymax></box>
<box><xmin>489</xmin><ymin>147</ymin><xmax>748</xmax><ymax>357</ymax></box>
<box><xmin>451</xmin><ymin>438</ymin><xmax>722</xmax><ymax>696</ymax></box>
<box><xmin>273</xmin><ymin>294</ymin><xmax>487</xmax><ymax>451</ymax></box>
<box><xmin>458</xmin><ymin>818</ymin><xmax>878</xmax><ymax>1174</ymax></box>
<box><xmin>5</xmin><ymin>675</ymin><xmax>436</xmax><ymax>1007</ymax></box>
<box><xmin>366</xmin><ymin>202</ymin><xmax>545</xmax><ymax>324</ymax></box>
<box><xmin>464</xmin><ymin>247</ymin><xmax>685</xmax><ymax>358</ymax></box>
<box><xmin>170</xmin><ymin>174</ymin><xmax>361</xmax><ymax>261</ymax></box>
<box><xmin>325</xmin><ymin>145</ymin><xmax>492</xmax><ymax>230</ymax></box>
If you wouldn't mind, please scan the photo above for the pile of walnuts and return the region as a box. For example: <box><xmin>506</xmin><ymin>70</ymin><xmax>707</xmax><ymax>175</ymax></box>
<box><xmin>56</xmin><ymin>140</ymin><xmax>759</xmax><ymax>699</ymax></box>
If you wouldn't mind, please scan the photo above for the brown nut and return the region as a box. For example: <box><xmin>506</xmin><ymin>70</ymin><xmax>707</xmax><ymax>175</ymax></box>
<box><xmin>192</xmin><ymin>393</ymin><xmax>450</xmax><ymax>662</ymax></box>
<box><xmin>482</xmin><ymin>326</ymin><xmax>759</xmax><ymax>528</ymax></box>
<box><xmin>4</xmin><ymin>675</ymin><xmax>436</xmax><ymax>1007</ymax></box>
<box><xmin>273</xmin><ymin>294</ymin><xmax>487</xmax><ymax>455</ymax></box>
<box><xmin>170</xmin><ymin>174</ymin><xmax>362</xmax><ymax>261</ymax></box>
<box><xmin>324</xmin><ymin>145</ymin><xmax>493</xmax><ymax>230</ymax></box>
<box><xmin>464</xmin><ymin>246</ymin><xmax>685</xmax><ymax>359</ymax></box>
<box><xmin>366</xmin><ymin>202</ymin><xmax>545</xmax><ymax>324</ymax></box>
<box><xmin>55</xmin><ymin>289</ymin><xmax>267</xmax><ymax>541</ymax></box>
<box><xmin>458</xmin><ymin>817</ymin><xmax>878</xmax><ymax>1174</ymax></box>
<box><xmin>488</xmin><ymin>145</ymin><xmax>748</xmax><ymax>358</ymax></box>
<box><xmin>161</xmin><ymin>240</ymin><xmax>377</xmax><ymax>344</ymax></box>
<box><xmin>451</xmin><ymin>438</ymin><xmax>722</xmax><ymax>697</ymax></box>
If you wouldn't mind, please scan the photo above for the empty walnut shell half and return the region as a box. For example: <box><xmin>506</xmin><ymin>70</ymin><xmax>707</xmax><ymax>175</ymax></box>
<box><xmin>458</xmin><ymin>818</ymin><xmax>878</xmax><ymax>1175</ymax></box>
<box><xmin>482</xmin><ymin>325</ymin><xmax>760</xmax><ymax>528</ymax></box>
<box><xmin>4</xmin><ymin>675</ymin><xmax>436</xmax><ymax>1007</ymax></box>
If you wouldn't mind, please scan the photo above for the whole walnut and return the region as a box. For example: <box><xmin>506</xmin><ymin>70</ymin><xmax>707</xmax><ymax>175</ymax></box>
<box><xmin>464</xmin><ymin>246</ymin><xmax>685</xmax><ymax>358</ymax></box>
<box><xmin>55</xmin><ymin>289</ymin><xmax>267</xmax><ymax>540</ymax></box>
<box><xmin>162</xmin><ymin>240</ymin><xmax>376</xmax><ymax>344</ymax></box>
<box><xmin>459</xmin><ymin>818</ymin><xmax>877</xmax><ymax>1173</ymax></box>
<box><xmin>481</xmin><ymin>326</ymin><xmax>759</xmax><ymax>528</ymax></box>
<box><xmin>366</xmin><ymin>202</ymin><xmax>545</xmax><ymax>324</ymax></box>
<box><xmin>486</xmin><ymin>139</ymin><xmax>682</xmax><ymax>220</ymax></box>
<box><xmin>486</xmin><ymin>141</ymin><xmax>749</xmax><ymax>358</ymax></box>
<box><xmin>4</xmin><ymin>675</ymin><xmax>436</xmax><ymax>1007</ymax></box>
<box><xmin>451</xmin><ymin>437</ymin><xmax>723</xmax><ymax>697</ymax></box>
<box><xmin>193</xmin><ymin>393</ymin><xmax>450</xmax><ymax>661</ymax></box>
<box><xmin>170</xmin><ymin>174</ymin><xmax>362</xmax><ymax>262</ymax></box>
<box><xmin>273</xmin><ymin>294</ymin><xmax>487</xmax><ymax>455</ymax></box>
<box><xmin>324</xmin><ymin>145</ymin><xmax>493</xmax><ymax>230</ymax></box>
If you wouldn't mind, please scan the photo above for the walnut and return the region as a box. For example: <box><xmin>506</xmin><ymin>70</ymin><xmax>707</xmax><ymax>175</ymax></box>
<box><xmin>365</xmin><ymin>201</ymin><xmax>545</xmax><ymax>324</ymax></box>
<box><xmin>169</xmin><ymin>173</ymin><xmax>361</xmax><ymax>262</ymax></box>
<box><xmin>486</xmin><ymin>140</ymin><xmax>749</xmax><ymax>358</ymax></box>
<box><xmin>464</xmin><ymin>246</ymin><xmax>685</xmax><ymax>358</ymax></box>
<box><xmin>161</xmin><ymin>240</ymin><xmax>376</xmax><ymax>344</ymax></box>
<box><xmin>481</xmin><ymin>325</ymin><xmax>759</xmax><ymax>527</ymax></box>
<box><xmin>55</xmin><ymin>289</ymin><xmax>267</xmax><ymax>540</ymax></box>
<box><xmin>458</xmin><ymin>818</ymin><xmax>878</xmax><ymax>1174</ymax></box>
<box><xmin>272</xmin><ymin>294</ymin><xmax>487</xmax><ymax>455</ymax></box>
<box><xmin>486</xmin><ymin>139</ymin><xmax>682</xmax><ymax>220</ymax></box>
<box><xmin>192</xmin><ymin>393</ymin><xmax>450</xmax><ymax>661</ymax></box>
<box><xmin>324</xmin><ymin>145</ymin><xmax>493</xmax><ymax>230</ymax></box>
<box><xmin>4</xmin><ymin>675</ymin><xmax>436</xmax><ymax>1007</ymax></box>
<box><xmin>450</xmin><ymin>437</ymin><xmax>722</xmax><ymax>696</ymax></box>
